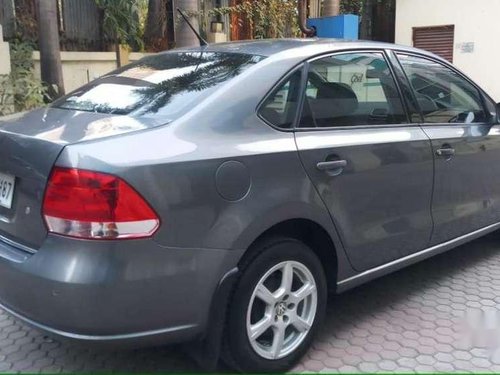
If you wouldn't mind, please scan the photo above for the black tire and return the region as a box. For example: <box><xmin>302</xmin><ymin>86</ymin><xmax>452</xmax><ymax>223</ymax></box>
<box><xmin>222</xmin><ymin>237</ymin><xmax>327</xmax><ymax>372</ymax></box>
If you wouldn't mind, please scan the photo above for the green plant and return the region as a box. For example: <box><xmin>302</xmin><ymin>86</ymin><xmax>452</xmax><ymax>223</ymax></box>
<box><xmin>0</xmin><ymin>41</ymin><xmax>46</xmax><ymax>116</ymax></box>
<box><xmin>94</xmin><ymin>0</ymin><xmax>147</xmax><ymax>50</ymax></box>
<box><xmin>210</xmin><ymin>0</ymin><xmax>300</xmax><ymax>39</ymax></box>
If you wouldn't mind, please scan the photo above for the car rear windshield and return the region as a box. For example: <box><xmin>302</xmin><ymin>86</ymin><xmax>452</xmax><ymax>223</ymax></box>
<box><xmin>53</xmin><ymin>51</ymin><xmax>265</xmax><ymax>120</ymax></box>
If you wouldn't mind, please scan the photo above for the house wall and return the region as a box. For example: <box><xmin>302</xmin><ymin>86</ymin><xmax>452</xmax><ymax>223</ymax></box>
<box><xmin>0</xmin><ymin>24</ymin><xmax>10</xmax><ymax>76</ymax></box>
<box><xmin>0</xmin><ymin>23</ymin><xmax>13</xmax><ymax>116</ymax></box>
<box><xmin>32</xmin><ymin>51</ymin><xmax>152</xmax><ymax>94</ymax></box>
<box><xmin>395</xmin><ymin>0</ymin><xmax>500</xmax><ymax>102</ymax></box>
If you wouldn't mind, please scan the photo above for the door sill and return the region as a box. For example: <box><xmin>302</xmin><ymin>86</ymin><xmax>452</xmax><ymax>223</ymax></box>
<box><xmin>337</xmin><ymin>221</ymin><xmax>500</xmax><ymax>292</ymax></box>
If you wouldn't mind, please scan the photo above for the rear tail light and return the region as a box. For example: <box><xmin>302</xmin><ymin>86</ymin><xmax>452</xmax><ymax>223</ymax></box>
<box><xmin>43</xmin><ymin>167</ymin><xmax>160</xmax><ymax>239</ymax></box>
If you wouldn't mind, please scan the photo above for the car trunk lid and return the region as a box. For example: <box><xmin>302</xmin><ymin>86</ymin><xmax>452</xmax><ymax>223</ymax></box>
<box><xmin>0</xmin><ymin>129</ymin><xmax>63</xmax><ymax>250</ymax></box>
<box><xmin>0</xmin><ymin>108</ymin><xmax>163</xmax><ymax>251</ymax></box>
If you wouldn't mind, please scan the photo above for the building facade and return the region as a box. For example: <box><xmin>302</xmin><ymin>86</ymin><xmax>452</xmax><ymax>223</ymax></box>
<box><xmin>396</xmin><ymin>0</ymin><xmax>500</xmax><ymax>101</ymax></box>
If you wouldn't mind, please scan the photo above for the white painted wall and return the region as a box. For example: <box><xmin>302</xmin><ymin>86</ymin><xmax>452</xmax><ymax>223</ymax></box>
<box><xmin>396</xmin><ymin>0</ymin><xmax>500</xmax><ymax>102</ymax></box>
<box><xmin>0</xmin><ymin>24</ymin><xmax>11</xmax><ymax>76</ymax></box>
<box><xmin>32</xmin><ymin>51</ymin><xmax>153</xmax><ymax>93</ymax></box>
<box><xmin>0</xmin><ymin>24</ymin><xmax>13</xmax><ymax>115</ymax></box>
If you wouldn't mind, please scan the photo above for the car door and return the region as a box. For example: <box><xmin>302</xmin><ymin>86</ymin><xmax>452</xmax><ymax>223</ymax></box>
<box><xmin>294</xmin><ymin>51</ymin><xmax>434</xmax><ymax>272</ymax></box>
<box><xmin>396</xmin><ymin>53</ymin><xmax>500</xmax><ymax>245</ymax></box>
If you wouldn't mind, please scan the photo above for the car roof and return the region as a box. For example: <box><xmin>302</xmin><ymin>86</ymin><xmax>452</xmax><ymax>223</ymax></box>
<box><xmin>172</xmin><ymin>38</ymin><xmax>431</xmax><ymax>58</ymax></box>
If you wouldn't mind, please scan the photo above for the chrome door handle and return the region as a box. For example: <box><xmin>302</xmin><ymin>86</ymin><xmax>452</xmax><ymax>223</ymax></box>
<box><xmin>436</xmin><ymin>148</ymin><xmax>455</xmax><ymax>157</ymax></box>
<box><xmin>316</xmin><ymin>160</ymin><xmax>347</xmax><ymax>170</ymax></box>
<box><xmin>316</xmin><ymin>160</ymin><xmax>347</xmax><ymax>175</ymax></box>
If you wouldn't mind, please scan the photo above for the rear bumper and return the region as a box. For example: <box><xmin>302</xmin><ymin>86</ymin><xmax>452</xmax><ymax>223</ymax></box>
<box><xmin>0</xmin><ymin>234</ymin><xmax>242</xmax><ymax>346</ymax></box>
<box><xmin>0</xmin><ymin>300</ymin><xmax>198</xmax><ymax>347</ymax></box>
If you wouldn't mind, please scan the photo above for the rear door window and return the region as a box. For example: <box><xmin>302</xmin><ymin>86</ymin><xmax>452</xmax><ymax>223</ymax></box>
<box><xmin>258</xmin><ymin>69</ymin><xmax>303</xmax><ymax>129</ymax></box>
<box><xmin>300</xmin><ymin>52</ymin><xmax>407</xmax><ymax>128</ymax></box>
<box><xmin>53</xmin><ymin>52</ymin><xmax>265</xmax><ymax>121</ymax></box>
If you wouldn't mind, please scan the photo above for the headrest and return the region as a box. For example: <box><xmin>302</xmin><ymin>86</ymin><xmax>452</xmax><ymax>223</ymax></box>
<box><xmin>309</xmin><ymin>82</ymin><xmax>359</xmax><ymax>120</ymax></box>
<box><xmin>415</xmin><ymin>94</ymin><xmax>438</xmax><ymax>114</ymax></box>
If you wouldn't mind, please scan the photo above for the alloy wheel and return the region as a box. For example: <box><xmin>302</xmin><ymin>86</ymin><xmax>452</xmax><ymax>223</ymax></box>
<box><xmin>246</xmin><ymin>260</ymin><xmax>318</xmax><ymax>360</ymax></box>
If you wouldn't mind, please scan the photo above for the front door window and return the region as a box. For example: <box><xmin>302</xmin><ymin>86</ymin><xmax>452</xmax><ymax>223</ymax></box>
<box><xmin>397</xmin><ymin>54</ymin><xmax>488</xmax><ymax>124</ymax></box>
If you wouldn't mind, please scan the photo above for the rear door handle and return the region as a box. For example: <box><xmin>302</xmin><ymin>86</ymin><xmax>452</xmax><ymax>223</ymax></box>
<box><xmin>316</xmin><ymin>160</ymin><xmax>347</xmax><ymax>170</ymax></box>
<box><xmin>436</xmin><ymin>148</ymin><xmax>455</xmax><ymax>157</ymax></box>
<box><xmin>316</xmin><ymin>160</ymin><xmax>347</xmax><ymax>176</ymax></box>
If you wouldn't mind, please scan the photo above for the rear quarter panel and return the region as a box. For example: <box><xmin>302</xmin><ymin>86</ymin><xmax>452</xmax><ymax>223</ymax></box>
<box><xmin>56</xmin><ymin>53</ymin><xmax>356</xmax><ymax>280</ymax></box>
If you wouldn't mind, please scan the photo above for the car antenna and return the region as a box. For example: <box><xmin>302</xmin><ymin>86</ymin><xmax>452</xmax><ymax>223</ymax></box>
<box><xmin>176</xmin><ymin>8</ymin><xmax>209</xmax><ymax>47</ymax></box>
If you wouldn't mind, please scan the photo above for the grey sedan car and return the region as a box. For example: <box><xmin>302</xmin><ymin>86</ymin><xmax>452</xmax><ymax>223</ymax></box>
<box><xmin>0</xmin><ymin>38</ymin><xmax>499</xmax><ymax>372</ymax></box>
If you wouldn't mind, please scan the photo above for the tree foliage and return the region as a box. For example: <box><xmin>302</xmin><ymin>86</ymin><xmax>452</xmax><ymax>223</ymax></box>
<box><xmin>210</xmin><ymin>0</ymin><xmax>300</xmax><ymax>39</ymax></box>
<box><xmin>0</xmin><ymin>41</ymin><xmax>46</xmax><ymax>116</ymax></box>
<box><xmin>93</xmin><ymin>0</ymin><xmax>147</xmax><ymax>49</ymax></box>
<box><xmin>340</xmin><ymin>0</ymin><xmax>362</xmax><ymax>15</ymax></box>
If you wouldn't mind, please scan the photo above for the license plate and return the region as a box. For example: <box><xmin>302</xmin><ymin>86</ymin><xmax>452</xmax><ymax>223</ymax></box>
<box><xmin>0</xmin><ymin>173</ymin><xmax>15</xmax><ymax>209</ymax></box>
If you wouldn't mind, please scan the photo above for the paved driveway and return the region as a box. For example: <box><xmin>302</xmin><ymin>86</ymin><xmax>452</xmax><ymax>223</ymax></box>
<box><xmin>2</xmin><ymin>233</ymin><xmax>500</xmax><ymax>372</ymax></box>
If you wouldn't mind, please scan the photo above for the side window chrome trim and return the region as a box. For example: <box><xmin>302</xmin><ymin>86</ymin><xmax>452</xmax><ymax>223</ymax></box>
<box><xmin>294</xmin><ymin>123</ymin><xmax>423</xmax><ymax>132</ymax></box>
<box><xmin>305</xmin><ymin>48</ymin><xmax>388</xmax><ymax>64</ymax></box>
